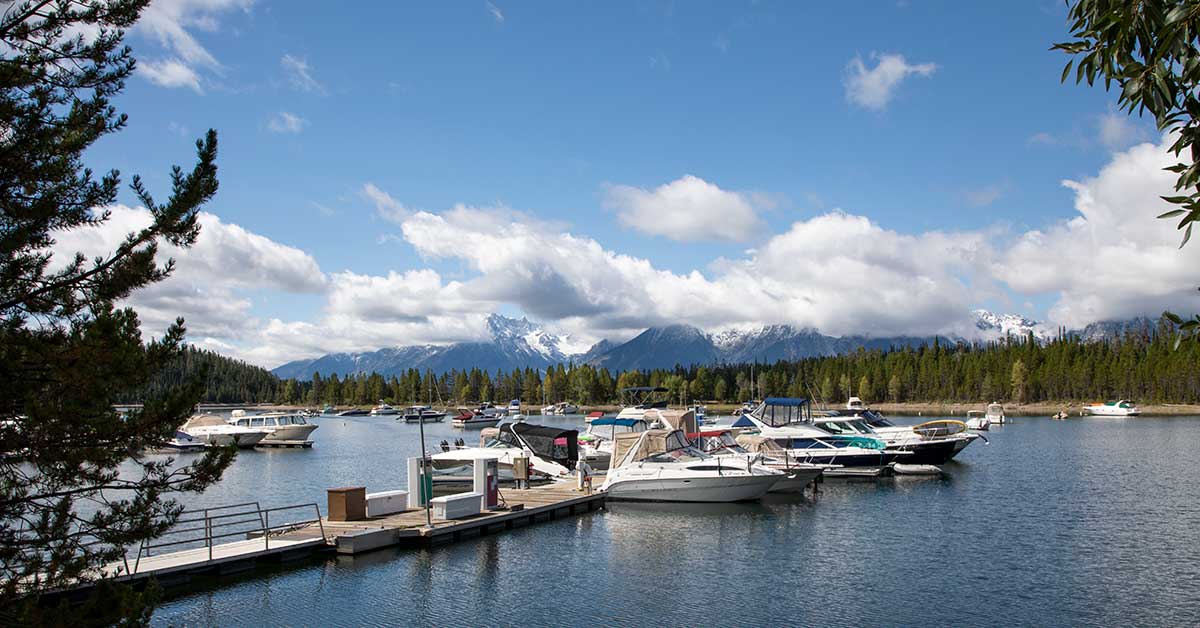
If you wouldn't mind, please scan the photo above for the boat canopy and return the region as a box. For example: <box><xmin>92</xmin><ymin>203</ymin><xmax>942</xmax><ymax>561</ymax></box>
<box><xmin>590</xmin><ymin>417</ymin><xmax>645</xmax><ymax>427</ymax></box>
<box><xmin>503</xmin><ymin>423</ymin><xmax>578</xmax><ymax>470</ymax></box>
<box><xmin>619</xmin><ymin>386</ymin><xmax>670</xmax><ymax>409</ymax></box>
<box><xmin>751</xmin><ymin>398</ymin><xmax>812</xmax><ymax>427</ymax></box>
<box><xmin>735</xmin><ymin>434</ymin><xmax>787</xmax><ymax>454</ymax></box>
<box><xmin>610</xmin><ymin>429</ymin><xmax>689</xmax><ymax>468</ymax></box>
<box><xmin>182</xmin><ymin>414</ymin><xmax>227</xmax><ymax>429</ymax></box>
<box><xmin>730</xmin><ymin>415</ymin><xmax>756</xmax><ymax>428</ymax></box>
<box><xmin>642</xmin><ymin>408</ymin><xmax>697</xmax><ymax>434</ymax></box>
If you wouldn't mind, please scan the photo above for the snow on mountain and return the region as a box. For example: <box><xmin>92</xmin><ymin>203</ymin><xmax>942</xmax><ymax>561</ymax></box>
<box><xmin>971</xmin><ymin>309</ymin><xmax>1054</xmax><ymax>342</ymax></box>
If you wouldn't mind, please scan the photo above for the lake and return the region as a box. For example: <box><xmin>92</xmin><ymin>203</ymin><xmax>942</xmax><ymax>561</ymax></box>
<box><xmin>150</xmin><ymin>414</ymin><xmax>1200</xmax><ymax>626</ymax></box>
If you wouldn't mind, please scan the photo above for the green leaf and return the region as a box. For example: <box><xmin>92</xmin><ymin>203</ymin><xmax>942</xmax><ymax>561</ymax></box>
<box><xmin>1164</xmin><ymin>311</ymin><xmax>1184</xmax><ymax>324</ymax></box>
<box><xmin>1061</xmin><ymin>60</ymin><xmax>1073</xmax><ymax>83</ymax></box>
<box><xmin>1180</xmin><ymin>223</ymin><xmax>1194</xmax><ymax>248</ymax></box>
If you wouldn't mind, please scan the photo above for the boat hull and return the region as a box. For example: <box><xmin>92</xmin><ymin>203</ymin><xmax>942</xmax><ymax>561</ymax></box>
<box><xmin>261</xmin><ymin>424</ymin><xmax>318</xmax><ymax>445</ymax></box>
<box><xmin>780</xmin><ymin>448</ymin><xmax>906</xmax><ymax>467</ymax></box>
<box><xmin>196</xmin><ymin>431</ymin><xmax>266</xmax><ymax>448</ymax></box>
<box><xmin>404</xmin><ymin>413</ymin><xmax>447</xmax><ymax>423</ymax></box>
<box><xmin>886</xmin><ymin>438</ymin><xmax>962</xmax><ymax>465</ymax></box>
<box><xmin>452</xmin><ymin>418</ymin><xmax>501</xmax><ymax>429</ymax></box>
<box><xmin>602</xmin><ymin>474</ymin><xmax>780</xmax><ymax>502</ymax></box>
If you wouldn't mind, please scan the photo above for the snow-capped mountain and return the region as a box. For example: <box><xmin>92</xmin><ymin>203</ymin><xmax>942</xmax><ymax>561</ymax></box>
<box><xmin>274</xmin><ymin>310</ymin><xmax>1142</xmax><ymax>378</ymax></box>
<box><xmin>972</xmin><ymin>309</ymin><xmax>1054</xmax><ymax>342</ymax></box>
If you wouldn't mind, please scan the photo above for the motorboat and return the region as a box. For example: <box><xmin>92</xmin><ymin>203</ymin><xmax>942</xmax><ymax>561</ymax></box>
<box><xmin>985</xmin><ymin>402</ymin><xmax>1007</xmax><ymax>424</ymax></box>
<box><xmin>614</xmin><ymin>386</ymin><xmax>670</xmax><ymax>422</ymax></box>
<box><xmin>578</xmin><ymin>416</ymin><xmax>650</xmax><ymax>471</ymax></box>
<box><xmin>229</xmin><ymin>410</ymin><xmax>318</xmax><ymax>446</ymax></box>
<box><xmin>1083</xmin><ymin>400</ymin><xmax>1141</xmax><ymax>416</ymax></box>
<box><xmin>693</xmin><ymin>430</ymin><xmax>829</xmax><ymax>493</ymax></box>
<box><xmin>402</xmin><ymin>405</ymin><xmax>448</xmax><ymax>423</ymax></box>
<box><xmin>451</xmin><ymin>407</ymin><xmax>502</xmax><ymax>429</ymax></box>
<box><xmin>814</xmin><ymin>415</ymin><xmax>975</xmax><ymax>465</ymax></box>
<box><xmin>337</xmin><ymin>408</ymin><xmax>369</xmax><ymax>417</ymax></box>
<box><xmin>430</xmin><ymin>422</ymin><xmax>577</xmax><ymax>480</ymax></box>
<box><xmin>584</xmin><ymin>411</ymin><xmax>605</xmax><ymax>424</ymax></box>
<box><xmin>964</xmin><ymin>411</ymin><xmax>990</xmax><ymax>431</ymax></box>
<box><xmin>505</xmin><ymin>399</ymin><xmax>523</xmax><ymax>419</ymax></box>
<box><xmin>732</xmin><ymin>398</ymin><xmax>909</xmax><ymax>467</ymax></box>
<box><xmin>731</xmin><ymin>400</ymin><xmax>760</xmax><ymax>417</ymax></box>
<box><xmin>180</xmin><ymin>414</ymin><xmax>268</xmax><ymax>448</ymax></box>
<box><xmin>149</xmin><ymin>430</ymin><xmax>208</xmax><ymax>454</ymax></box>
<box><xmin>599</xmin><ymin>429</ymin><xmax>784</xmax><ymax>502</ymax></box>
<box><xmin>369</xmin><ymin>401</ymin><xmax>400</xmax><ymax>416</ymax></box>
<box><xmin>540</xmin><ymin>401</ymin><xmax>580</xmax><ymax>415</ymax></box>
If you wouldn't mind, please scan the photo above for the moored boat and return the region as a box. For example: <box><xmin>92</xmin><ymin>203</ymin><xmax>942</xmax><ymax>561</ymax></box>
<box><xmin>451</xmin><ymin>407</ymin><xmax>502</xmax><ymax>429</ymax></box>
<box><xmin>985</xmin><ymin>402</ymin><xmax>1007</xmax><ymax>424</ymax></box>
<box><xmin>733</xmin><ymin>398</ymin><xmax>909</xmax><ymax>468</ymax></box>
<box><xmin>430</xmin><ymin>422</ymin><xmax>578</xmax><ymax>480</ymax></box>
<box><xmin>1083</xmin><ymin>399</ymin><xmax>1141</xmax><ymax>416</ymax></box>
<box><xmin>180</xmin><ymin>414</ymin><xmax>268</xmax><ymax>448</ymax></box>
<box><xmin>369</xmin><ymin>401</ymin><xmax>400</xmax><ymax>416</ymax></box>
<box><xmin>229</xmin><ymin>410</ymin><xmax>318</xmax><ymax>446</ymax></box>
<box><xmin>402</xmin><ymin>405</ymin><xmax>448</xmax><ymax>423</ymax></box>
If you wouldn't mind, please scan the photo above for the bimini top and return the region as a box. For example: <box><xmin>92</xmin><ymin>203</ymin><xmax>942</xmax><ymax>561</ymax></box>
<box><xmin>590</xmin><ymin>417</ymin><xmax>646</xmax><ymax>427</ymax></box>
<box><xmin>762</xmin><ymin>397</ymin><xmax>809</xmax><ymax>407</ymax></box>
<box><xmin>501</xmin><ymin>422</ymin><xmax>578</xmax><ymax>470</ymax></box>
<box><xmin>621</xmin><ymin>386</ymin><xmax>669</xmax><ymax>393</ymax></box>
<box><xmin>619</xmin><ymin>386</ymin><xmax>670</xmax><ymax>409</ymax></box>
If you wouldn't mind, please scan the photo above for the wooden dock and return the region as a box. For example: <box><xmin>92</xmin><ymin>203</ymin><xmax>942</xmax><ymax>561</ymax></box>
<box><xmin>314</xmin><ymin>482</ymin><xmax>606</xmax><ymax>554</ymax></box>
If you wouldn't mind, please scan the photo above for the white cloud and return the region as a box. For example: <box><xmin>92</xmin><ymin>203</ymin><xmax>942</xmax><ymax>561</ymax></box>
<box><xmin>362</xmin><ymin>183</ymin><xmax>409</xmax><ymax>222</ymax></box>
<box><xmin>1097</xmin><ymin>111</ymin><xmax>1148</xmax><ymax>150</ymax></box>
<box><xmin>268</xmin><ymin>111</ymin><xmax>307</xmax><ymax>134</ymax></box>
<box><xmin>486</xmin><ymin>1</ymin><xmax>505</xmax><ymax>23</ymax></box>
<box><xmin>844</xmin><ymin>53</ymin><xmax>937</xmax><ymax>110</ymax></box>
<box><xmin>994</xmin><ymin>135</ymin><xmax>1200</xmax><ymax>328</ymax></box>
<box><xmin>50</xmin><ymin>205</ymin><xmax>325</xmax><ymax>347</ymax></box>
<box><xmin>962</xmin><ymin>184</ymin><xmax>1003</xmax><ymax>208</ymax></box>
<box><xmin>280</xmin><ymin>54</ymin><xmax>324</xmax><ymax>94</ymax></box>
<box><xmin>140</xmin><ymin>58</ymin><xmax>202</xmax><ymax>92</ymax></box>
<box><xmin>134</xmin><ymin>0</ymin><xmax>252</xmax><ymax>90</ymax></box>
<box><xmin>604</xmin><ymin>175</ymin><xmax>764</xmax><ymax>242</ymax></box>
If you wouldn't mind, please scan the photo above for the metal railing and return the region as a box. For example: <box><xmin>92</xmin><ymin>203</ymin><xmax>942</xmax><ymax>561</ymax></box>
<box><xmin>125</xmin><ymin>501</ymin><xmax>325</xmax><ymax>575</ymax></box>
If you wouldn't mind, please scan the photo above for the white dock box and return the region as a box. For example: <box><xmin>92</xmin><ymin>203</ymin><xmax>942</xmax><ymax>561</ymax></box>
<box><xmin>431</xmin><ymin>492</ymin><xmax>482</xmax><ymax>520</ymax></box>
<box><xmin>366</xmin><ymin>490</ymin><xmax>409</xmax><ymax>517</ymax></box>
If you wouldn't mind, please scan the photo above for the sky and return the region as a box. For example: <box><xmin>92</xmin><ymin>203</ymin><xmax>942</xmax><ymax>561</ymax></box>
<box><xmin>54</xmin><ymin>0</ymin><xmax>1200</xmax><ymax>368</ymax></box>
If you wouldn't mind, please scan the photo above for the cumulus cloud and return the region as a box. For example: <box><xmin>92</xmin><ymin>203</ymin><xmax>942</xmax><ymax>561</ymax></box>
<box><xmin>134</xmin><ymin>0</ymin><xmax>252</xmax><ymax>90</ymax></box>
<box><xmin>994</xmin><ymin>136</ymin><xmax>1200</xmax><ymax>328</ymax></box>
<box><xmin>280</xmin><ymin>54</ymin><xmax>324</xmax><ymax>94</ymax></box>
<box><xmin>268</xmin><ymin>111</ymin><xmax>307</xmax><ymax>133</ymax></box>
<box><xmin>50</xmin><ymin>205</ymin><xmax>325</xmax><ymax>344</ymax></box>
<box><xmin>844</xmin><ymin>53</ymin><xmax>937</xmax><ymax>110</ymax></box>
<box><xmin>1097</xmin><ymin>111</ymin><xmax>1149</xmax><ymax>150</ymax></box>
<box><xmin>604</xmin><ymin>175</ymin><xmax>764</xmax><ymax>242</ymax></box>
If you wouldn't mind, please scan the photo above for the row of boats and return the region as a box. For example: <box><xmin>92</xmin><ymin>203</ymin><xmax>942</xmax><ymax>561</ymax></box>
<box><xmin>164</xmin><ymin>410</ymin><xmax>319</xmax><ymax>452</ymax></box>
<box><xmin>428</xmin><ymin>389</ymin><xmax>990</xmax><ymax>503</ymax></box>
<box><xmin>333</xmin><ymin>400</ymin><xmax>523</xmax><ymax>427</ymax></box>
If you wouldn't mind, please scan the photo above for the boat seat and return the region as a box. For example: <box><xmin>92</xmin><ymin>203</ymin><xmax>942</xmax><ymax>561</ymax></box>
<box><xmin>365</xmin><ymin>489</ymin><xmax>409</xmax><ymax>517</ymax></box>
<box><xmin>431</xmin><ymin>492</ymin><xmax>482</xmax><ymax>520</ymax></box>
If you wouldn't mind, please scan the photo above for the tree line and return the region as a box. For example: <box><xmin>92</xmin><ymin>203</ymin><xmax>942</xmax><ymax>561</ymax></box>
<box><xmin>148</xmin><ymin>318</ymin><xmax>1200</xmax><ymax>407</ymax></box>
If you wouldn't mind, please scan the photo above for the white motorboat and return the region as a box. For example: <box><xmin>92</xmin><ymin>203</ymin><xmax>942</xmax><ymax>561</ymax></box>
<box><xmin>964</xmin><ymin>410</ymin><xmax>990</xmax><ymax>431</ymax></box>
<box><xmin>577</xmin><ymin>416</ymin><xmax>650</xmax><ymax>471</ymax></box>
<box><xmin>149</xmin><ymin>430</ymin><xmax>208</xmax><ymax>454</ymax></box>
<box><xmin>505</xmin><ymin>399</ymin><xmax>523</xmax><ymax>419</ymax></box>
<box><xmin>540</xmin><ymin>401</ymin><xmax>580</xmax><ymax>416</ymax></box>
<box><xmin>985</xmin><ymin>402</ymin><xmax>1007</xmax><ymax>424</ymax></box>
<box><xmin>451</xmin><ymin>407</ymin><xmax>502</xmax><ymax>429</ymax></box>
<box><xmin>732</xmin><ymin>398</ymin><xmax>910</xmax><ymax>467</ymax></box>
<box><xmin>823</xmin><ymin>415</ymin><xmax>978</xmax><ymax>464</ymax></box>
<box><xmin>180</xmin><ymin>414</ymin><xmax>268</xmax><ymax>448</ymax></box>
<box><xmin>229</xmin><ymin>410</ymin><xmax>318</xmax><ymax>446</ymax></box>
<box><xmin>369</xmin><ymin>401</ymin><xmax>400</xmax><ymax>416</ymax></box>
<box><xmin>1083</xmin><ymin>399</ymin><xmax>1141</xmax><ymax>416</ymax></box>
<box><xmin>599</xmin><ymin>429</ymin><xmax>784</xmax><ymax>502</ymax></box>
<box><xmin>402</xmin><ymin>405</ymin><xmax>447</xmax><ymax>423</ymax></box>
<box><xmin>695</xmin><ymin>430</ymin><xmax>829</xmax><ymax>493</ymax></box>
<box><xmin>430</xmin><ymin>422</ymin><xmax>577</xmax><ymax>480</ymax></box>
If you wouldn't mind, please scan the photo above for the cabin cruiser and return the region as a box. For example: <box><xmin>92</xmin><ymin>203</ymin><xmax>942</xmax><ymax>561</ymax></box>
<box><xmin>402</xmin><ymin>405</ymin><xmax>447</xmax><ymax>423</ymax></box>
<box><xmin>229</xmin><ymin>410</ymin><xmax>318</xmax><ymax>446</ymax></box>
<box><xmin>180</xmin><ymin>414</ymin><xmax>268</xmax><ymax>448</ymax></box>
<box><xmin>369</xmin><ymin>401</ymin><xmax>400</xmax><ymax>416</ymax></box>
<box><xmin>599</xmin><ymin>429</ymin><xmax>784</xmax><ymax>502</ymax></box>
<box><xmin>430</xmin><ymin>422</ymin><xmax>577</xmax><ymax>480</ymax></box>
<box><xmin>692</xmin><ymin>430</ymin><xmax>828</xmax><ymax>493</ymax></box>
<box><xmin>733</xmin><ymin>398</ymin><xmax>909</xmax><ymax>467</ymax></box>
<box><xmin>540</xmin><ymin>401</ymin><xmax>580</xmax><ymax>416</ymax></box>
<box><xmin>451</xmin><ymin>407</ymin><xmax>502</xmax><ymax>429</ymax></box>
<box><xmin>814</xmin><ymin>415</ymin><xmax>974</xmax><ymax>464</ymax></box>
<box><xmin>1084</xmin><ymin>400</ymin><xmax>1141</xmax><ymax>416</ymax></box>
<box><xmin>505</xmin><ymin>399</ymin><xmax>523</xmax><ymax>419</ymax></box>
<box><xmin>577</xmin><ymin>416</ymin><xmax>650</xmax><ymax>471</ymax></box>
<box><xmin>985</xmin><ymin>402</ymin><xmax>1007</xmax><ymax>424</ymax></box>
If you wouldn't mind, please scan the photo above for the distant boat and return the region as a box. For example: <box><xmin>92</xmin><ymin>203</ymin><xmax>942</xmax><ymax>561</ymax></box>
<box><xmin>985</xmin><ymin>402</ymin><xmax>1007</xmax><ymax>424</ymax></box>
<box><xmin>150</xmin><ymin>430</ymin><xmax>208</xmax><ymax>453</ymax></box>
<box><xmin>1083</xmin><ymin>399</ymin><xmax>1141</xmax><ymax>416</ymax></box>
<box><xmin>964</xmin><ymin>410</ymin><xmax>990</xmax><ymax>431</ymax></box>
<box><xmin>369</xmin><ymin>401</ymin><xmax>400</xmax><ymax>416</ymax></box>
<box><xmin>451</xmin><ymin>407</ymin><xmax>501</xmax><ymax>429</ymax></box>
<box><xmin>402</xmin><ymin>405</ymin><xmax>447</xmax><ymax>423</ymax></box>
<box><xmin>337</xmin><ymin>408</ymin><xmax>370</xmax><ymax>417</ymax></box>
<box><xmin>540</xmin><ymin>401</ymin><xmax>580</xmax><ymax>415</ymax></box>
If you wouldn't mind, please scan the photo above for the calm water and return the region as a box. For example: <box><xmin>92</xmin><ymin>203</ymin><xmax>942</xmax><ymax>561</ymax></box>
<box><xmin>149</xmin><ymin>414</ymin><xmax>1200</xmax><ymax>626</ymax></box>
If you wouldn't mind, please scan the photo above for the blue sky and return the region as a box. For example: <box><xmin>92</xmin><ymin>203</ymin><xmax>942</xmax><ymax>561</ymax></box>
<box><xmin>65</xmin><ymin>1</ymin><xmax>1200</xmax><ymax>366</ymax></box>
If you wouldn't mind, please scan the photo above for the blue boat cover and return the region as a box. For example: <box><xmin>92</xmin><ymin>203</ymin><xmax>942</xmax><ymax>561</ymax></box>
<box><xmin>762</xmin><ymin>397</ymin><xmax>809</xmax><ymax>406</ymax></box>
<box><xmin>590</xmin><ymin>417</ymin><xmax>643</xmax><ymax>427</ymax></box>
<box><xmin>731</xmin><ymin>415</ymin><xmax>756</xmax><ymax>428</ymax></box>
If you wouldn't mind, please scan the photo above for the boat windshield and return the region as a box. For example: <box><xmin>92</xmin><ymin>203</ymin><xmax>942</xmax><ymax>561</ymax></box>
<box><xmin>752</xmin><ymin>398</ymin><xmax>811</xmax><ymax>427</ymax></box>
<box><xmin>813</xmin><ymin>420</ymin><xmax>874</xmax><ymax>435</ymax></box>
<box><xmin>864</xmin><ymin>416</ymin><xmax>895</xmax><ymax>428</ymax></box>
<box><xmin>642</xmin><ymin>445</ymin><xmax>709</xmax><ymax>464</ymax></box>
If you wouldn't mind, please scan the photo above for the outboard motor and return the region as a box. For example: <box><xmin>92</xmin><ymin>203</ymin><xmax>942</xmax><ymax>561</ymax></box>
<box><xmin>439</xmin><ymin>439</ymin><xmax>450</xmax><ymax>452</ymax></box>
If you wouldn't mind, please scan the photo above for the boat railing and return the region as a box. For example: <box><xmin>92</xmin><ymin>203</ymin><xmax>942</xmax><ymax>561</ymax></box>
<box><xmin>122</xmin><ymin>501</ymin><xmax>325</xmax><ymax>575</ymax></box>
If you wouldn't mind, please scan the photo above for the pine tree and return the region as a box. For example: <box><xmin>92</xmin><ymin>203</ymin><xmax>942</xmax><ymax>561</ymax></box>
<box><xmin>0</xmin><ymin>1</ymin><xmax>233</xmax><ymax>618</ymax></box>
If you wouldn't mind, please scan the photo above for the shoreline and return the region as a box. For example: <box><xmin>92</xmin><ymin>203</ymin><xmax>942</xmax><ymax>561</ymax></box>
<box><xmin>234</xmin><ymin>401</ymin><xmax>1200</xmax><ymax>417</ymax></box>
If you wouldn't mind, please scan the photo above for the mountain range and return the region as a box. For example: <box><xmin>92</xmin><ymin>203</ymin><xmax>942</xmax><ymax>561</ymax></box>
<box><xmin>272</xmin><ymin>311</ymin><xmax>1151</xmax><ymax>379</ymax></box>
